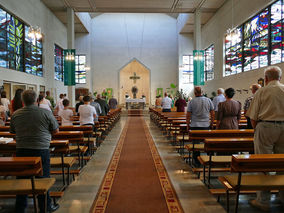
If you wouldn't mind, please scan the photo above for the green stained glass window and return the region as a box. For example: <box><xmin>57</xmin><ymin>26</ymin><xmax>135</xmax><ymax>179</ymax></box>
<box><xmin>0</xmin><ymin>6</ymin><xmax>43</xmax><ymax>76</ymax></box>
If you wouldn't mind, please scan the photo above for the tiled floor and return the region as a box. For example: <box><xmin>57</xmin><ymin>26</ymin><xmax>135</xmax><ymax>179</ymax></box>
<box><xmin>1</xmin><ymin>114</ymin><xmax>283</xmax><ymax>213</ymax></box>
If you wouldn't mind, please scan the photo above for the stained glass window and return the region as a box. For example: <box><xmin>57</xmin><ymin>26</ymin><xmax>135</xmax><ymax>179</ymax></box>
<box><xmin>0</xmin><ymin>6</ymin><xmax>43</xmax><ymax>76</ymax></box>
<box><xmin>54</xmin><ymin>44</ymin><xmax>63</xmax><ymax>81</ymax></box>
<box><xmin>225</xmin><ymin>0</ymin><xmax>284</xmax><ymax>76</ymax></box>
<box><xmin>204</xmin><ymin>45</ymin><xmax>214</xmax><ymax>81</ymax></box>
<box><xmin>225</xmin><ymin>27</ymin><xmax>242</xmax><ymax>76</ymax></box>
<box><xmin>75</xmin><ymin>55</ymin><xmax>86</xmax><ymax>84</ymax></box>
<box><xmin>25</xmin><ymin>26</ymin><xmax>43</xmax><ymax>76</ymax></box>
<box><xmin>181</xmin><ymin>55</ymin><xmax>193</xmax><ymax>84</ymax></box>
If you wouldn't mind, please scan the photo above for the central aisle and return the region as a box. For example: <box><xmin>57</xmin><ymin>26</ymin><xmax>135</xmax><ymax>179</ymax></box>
<box><xmin>91</xmin><ymin>116</ymin><xmax>183</xmax><ymax>213</ymax></box>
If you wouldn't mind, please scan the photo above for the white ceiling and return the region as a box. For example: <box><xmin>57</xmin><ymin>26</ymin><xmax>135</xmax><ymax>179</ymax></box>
<box><xmin>41</xmin><ymin>0</ymin><xmax>227</xmax><ymax>33</ymax></box>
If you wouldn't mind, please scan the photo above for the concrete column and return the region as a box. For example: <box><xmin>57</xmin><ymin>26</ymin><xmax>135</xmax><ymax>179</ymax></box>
<box><xmin>67</xmin><ymin>7</ymin><xmax>75</xmax><ymax>107</ymax></box>
<box><xmin>194</xmin><ymin>8</ymin><xmax>202</xmax><ymax>50</ymax></box>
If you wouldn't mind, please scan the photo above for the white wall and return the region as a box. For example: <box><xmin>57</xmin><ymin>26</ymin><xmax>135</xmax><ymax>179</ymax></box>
<box><xmin>201</xmin><ymin>0</ymin><xmax>280</xmax><ymax>104</ymax></box>
<box><xmin>87</xmin><ymin>13</ymin><xmax>178</xmax><ymax>104</ymax></box>
<box><xmin>0</xmin><ymin>0</ymin><xmax>68</xmax><ymax>100</ymax></box>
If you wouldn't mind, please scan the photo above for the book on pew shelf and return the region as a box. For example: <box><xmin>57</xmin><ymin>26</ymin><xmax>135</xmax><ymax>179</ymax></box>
<box><xmin>0</xmin><ymin>137</ymin><xmax>13</xmax><ymax>144</ymax></box>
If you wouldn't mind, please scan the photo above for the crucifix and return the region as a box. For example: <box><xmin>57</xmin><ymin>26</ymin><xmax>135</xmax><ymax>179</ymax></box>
<box><xmin>129</xmin><ymin>72</ymin><xmax>140</xmax><ymax>84</ymax></box>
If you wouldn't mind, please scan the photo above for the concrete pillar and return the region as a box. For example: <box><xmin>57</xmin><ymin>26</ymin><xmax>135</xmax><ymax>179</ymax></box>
<box><xmin>67</xmin><ymin>7</ymin><xmax>75</xmax><ymax>107</ymax></box>
<box><xmin>194</xmin><ymin>9</ymin><xmax>202</xmax><ymax>50</ymax></box>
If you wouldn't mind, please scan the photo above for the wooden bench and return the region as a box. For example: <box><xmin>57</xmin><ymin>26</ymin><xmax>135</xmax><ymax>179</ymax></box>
<box><xmin>186</xmin><ymin>130</ymin><xmax>254</xmax><ymax>167</ymax></box>
<box><xmin>59</xmin><ymin>126</ymin><xmax>95</xmax><ymax>155</ymax></box>
<box><xmin>198</xmin><ymin>138</ymin><xmax>254</xmax><ymax>186</ymax></box>
<box><xmin>52</xmin><ymin>131</ymin><xmax>85</xmax><ymax>168</ymax></box>
<box><xmin>0</xmin><ymin>139</ymin><xmax>75</xmax><ymax>187</ymax></box>
<box><xmin>0</xmin><ymin>157</ymin><xmax>56</xmax><ymax>213</ymax></box>
<box><xmin>219</xmin><ymin>154</ymin><xmax>284</xmax><ymax>213</ymax></box>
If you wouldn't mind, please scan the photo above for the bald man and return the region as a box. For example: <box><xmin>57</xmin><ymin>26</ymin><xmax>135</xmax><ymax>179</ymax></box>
<box><xmin>247</xmin><ymin>66</ymin><xmax>284</xmax><ymax>211</ymax></box>
<box><xmin>186</xmin><ymin>87</ymin><xmax>214</xmax><ymax>166</ymax></box>
<box><xmin>243</xmin><ymin>84</ymin><xmax>261</xmax><ymax>129</ymax></box>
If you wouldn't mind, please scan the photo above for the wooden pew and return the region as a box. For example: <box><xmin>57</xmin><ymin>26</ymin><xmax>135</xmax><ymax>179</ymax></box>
<box><xmin>219</xmin><ymin>154</ymin><xmax>284</xmax><ymax>213</ymax></box>
<box><xmin>185</xmin><ymin>129</ymin><xmax>254</xmax><ymax>167</ymax></box>
<box><xmin>0</xmin><ymin>140</ymin><xmax>75</xmax><ymax>187</ymax></box>
<box><xmin>199</xmin><ymin>138</ymin><xmax>254</xmax><ymax>186</ymax></box>
<box><xmin>59</xmin><ymin>126</ymin><xmax>95</xmax><ymax>155</ymax></box>
<box><xmin>0</xmin><ymin>157</ymin><xmax>56</xmax><ymax>213</ymax></box>
<box><xmin>52</xmin><ymin>131</ymin><xmax>85</xmax><ymax>168</ymax></box>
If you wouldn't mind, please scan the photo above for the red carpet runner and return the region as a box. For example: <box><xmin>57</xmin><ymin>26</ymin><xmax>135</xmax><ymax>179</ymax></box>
<box><xmin>90</xmin><ymin>117</ymin><xmax>183</xmax><ymax>213</ymax></box>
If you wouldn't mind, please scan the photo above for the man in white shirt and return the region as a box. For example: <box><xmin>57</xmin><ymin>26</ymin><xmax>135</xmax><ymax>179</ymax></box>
<box><xmin>78</xmin><ymin>96</ymin><xmax>97</xmax><ymax>126</ymax></box>
<box><xmin>161</xmin><ymin>93</ymin><xmax>172</xmax><ymax>112</ymax></box>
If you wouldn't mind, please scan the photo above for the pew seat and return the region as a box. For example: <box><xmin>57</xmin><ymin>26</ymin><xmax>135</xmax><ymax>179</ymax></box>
<box><xmin>198</xmin><ymin>155</ymin><xmax>232</xmax><ymax>164</ymax></box>
<box><xmin>220</xmin><ymin>175</ymin><xmax>284</xmax><ymax>190</ymax></box>
<box><xmin>0</xmin><ymin>178</ymin><xmax>55</xmax><ymax>195</ymax></box>
<box><xmin>219</xmin><ymin>154</ymin><xmax>284</xmax><ymax>213</ymax></box>
<box><xmin>185</xmin><ymin>144</ymin><xmax>204</xmax><ymax>151</ymax></box>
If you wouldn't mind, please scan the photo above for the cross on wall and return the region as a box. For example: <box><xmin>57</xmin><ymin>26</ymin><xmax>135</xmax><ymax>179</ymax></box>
<box><xmin>129</xmin><ymin>72</ymin><xmax>140</xmax><ymax>84</ymax></box>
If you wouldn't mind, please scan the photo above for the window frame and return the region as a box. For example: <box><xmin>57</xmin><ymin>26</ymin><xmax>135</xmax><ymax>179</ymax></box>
<box><xmin>204</xmin><ymin>44</ymin><xmax>215</xmax><ymax>81</ymax></box>
<box><xmin>75</xmin><ymin>54</ymin><xmax>86</xmax><ymax>84</ymax></box>
<box><xmin>224</xmin><ymin>0</ymin><xmax>283</xmax><ymax>77</ymax></box>
<box><xmin>54</xmin><ymin>44</ymin><xmax>64</xmax><ymax>82</ymax></box>
<box><xmin>0</xmin><ymin>4</ymin><xmax>43</xmax><ymax>76</ymax></box>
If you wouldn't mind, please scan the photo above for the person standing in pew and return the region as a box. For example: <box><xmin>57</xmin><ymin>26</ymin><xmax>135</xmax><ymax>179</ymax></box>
<box><xmin>90</xmin><ymin>96</ymin><xmax>102</xmax><ymax>122</ymax></box>
<box><xmin>216</xmin><ymin>88</ymin><xmax>241</xmax><ymax>129</ymax></box>
<box><xmin>58</xmin><ymin>99</ymin><xmax>74</xmax><ymax>126</ymax></box>
<box><xmin>247</xmin><ymin>66</ymin><xmax>284</xmax><ymax>211</ymax></box>
<box><xmin>95</xmin><ymin>94</ymin><xmax>109</xmax><ymax>116</ymax></box>
<box><xmin>186</xmin><ymin>87</ymin><xmax>214</xmax><ymax>166</ymax></box>
<box><xmin>78</xmin><ymin>95</ymin><xmax>98</xmax><ymax>128</ymax></box>
<box><xmin>212</xmin><ymin>88</ymin><xmax>226</xmax><ymax>119</ymax></box>
<box><xmin>161</xmin><ymin>92</ymin><xmax>172</xmax><ymax>112</ymax></box>
<box><xmin>243</xmin><ymin>84</ymin><xmax>261</xmax><ymax>129</ymax></box>
<box><xmin>9</xmin><ymin>90</ymin><xmax>59</xmax><ymax>213</ymax></box>
<box><xmin>175</xmin><ymin>95</ymin><xmax>187</xmax><ymax>112</ymax></box>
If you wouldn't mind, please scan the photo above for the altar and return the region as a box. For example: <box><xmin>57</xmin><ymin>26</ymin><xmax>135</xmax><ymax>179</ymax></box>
<box><xmin>125</xmin><ymin>98</ymin><xmax>146</xmax><ymax>109</ymax></box>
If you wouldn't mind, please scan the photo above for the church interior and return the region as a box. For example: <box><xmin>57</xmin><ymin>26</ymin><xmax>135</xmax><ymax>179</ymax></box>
<box><xmin>0</xmin><ymin>0</ymin><xmax>284</xmax><ymax>212</ymax></box>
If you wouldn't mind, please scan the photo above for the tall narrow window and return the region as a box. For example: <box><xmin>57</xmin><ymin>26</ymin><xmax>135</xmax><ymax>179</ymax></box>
<box><xmin>204</xmin><ymin>45</ymin><xmax>214</xmax><ymax>81</ymax></box>
<box><xmin>0</xmin><ymin>6</ymin><xmax>43</xmax><ymax>76</ymax></box>
<box><xmin>75</xmin><ymin>55</ymin><xmax>86</xmax><ymax>84</ymax></box>
<box><xmin>25</xmin><ymin>26</ymin><xmax>43</xmax><ymax>76</ymax></box>
<box><xmin>54</xmin><ymin>44</ymin><xmax>63</xmax><ymax>81</ymax></box>
<box><xmin>225</xmin><ymin>27</ymin><xmax>242</xmax><ymax>76</ymax></box>
<box><xmin>182</xmin><ymin>55</ymin><xmax>194</xmax><ymax>84</ymax></box>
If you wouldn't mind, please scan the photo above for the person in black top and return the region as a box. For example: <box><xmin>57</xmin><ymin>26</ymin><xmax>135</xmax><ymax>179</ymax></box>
<box><xmin>75</xmin><ymin>95</ymin><xmax>84</xmax><ymax>114</ymax></box>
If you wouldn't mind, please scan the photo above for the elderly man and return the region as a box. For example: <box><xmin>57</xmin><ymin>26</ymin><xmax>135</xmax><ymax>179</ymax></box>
<box><xmin>161</xmin><ymin>93</ymin><xmax>172</xmax><ymax>112</ymax></box>
<box><xmin>186</xmin><ymin>87</ymin><xmax>214</xmax><ymax>166</ymax></box>
<box><xmin>247</xmin><ymin>66</ymin><xmax>284</xmax><ymax>211</ymax></box>
<box><xmin>95</xmin><ymin>94</ymin><xmax>109</xmax><ymax>116</ymax></box>
<box><xmin>10</xmin><ymin>90</ymin><xmax>59</xmax><ymax>213</ymax></box>
<box><xmin>244</xmin><ymin>84</ymin><xmax>261</xmax><ymax>129</ymax></box>
<box><xmin>212</xmin><ymin>88</ymin><xmax>225</xmax><ymax>118</ymax></box>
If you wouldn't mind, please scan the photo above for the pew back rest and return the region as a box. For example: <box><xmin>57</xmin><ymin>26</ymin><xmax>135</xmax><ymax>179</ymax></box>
<box><xmin>231</xmin><ymin>154</ymin><xmax>284</xmax><ymax>173</ymax></box>
<box><xmin>189</xmin><ymin>130</ymin><xmax>254</xmax><ymax>141</ymax></box>
<box><xmin>59</xmin><ymin>126</ymin><xmax>93</xmax><ymax>136</ymax></box>
<box><xmin>0</xmin><ymin>157</ymin><xmax>42</xmax><ymax>176</ymax></box>
<box><xmin>52</xmin><ymin>131</ymin><xmax>84</xmax><ymax>144</ymax></box>
<box><xmin>204</xmin><ymin>138</ymin><xmax>254</xmax><ymax>153</ymax></box>
<box><xmin>0</xmin><ymin>126</ymin><xmax>9</xmax><ymax>132</ymax></box>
